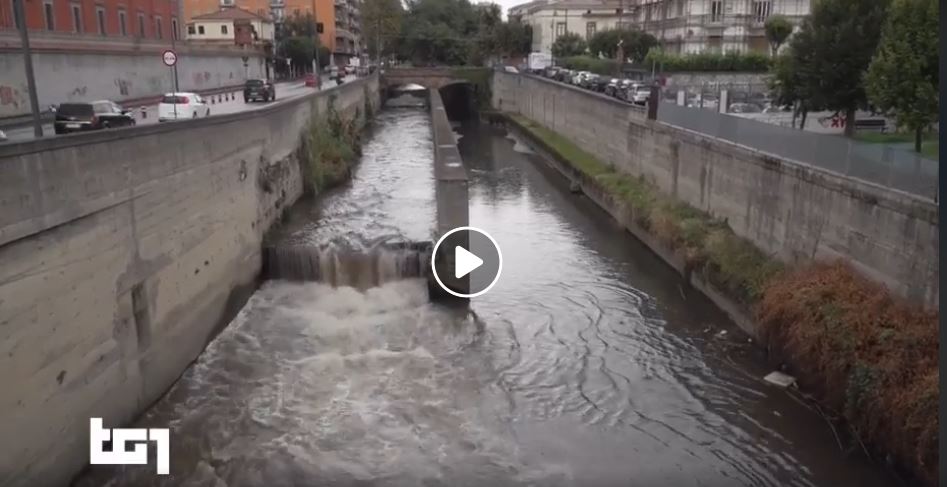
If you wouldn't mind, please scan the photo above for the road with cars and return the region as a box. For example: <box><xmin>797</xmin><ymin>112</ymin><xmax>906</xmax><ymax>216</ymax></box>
<box><xmin>0</xmin><ymin>76</ymin><xmax>354</xmax><ymax>144</ymax></box>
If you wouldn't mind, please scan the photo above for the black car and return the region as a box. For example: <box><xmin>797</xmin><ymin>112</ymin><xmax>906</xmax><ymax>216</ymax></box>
<box><xmin>244</xmin><ymin>79</ymin><xmax>275</xmax><ymax>102</ymax></box>
<box><xmin>53</xmin><ymin>100</ymin><xmax>135</xmax><ymax>134</ymax></box>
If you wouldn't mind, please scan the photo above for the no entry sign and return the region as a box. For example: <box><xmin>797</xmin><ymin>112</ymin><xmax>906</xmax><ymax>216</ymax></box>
<box><xmin>162</xmin><ymin>50</ymin><xmax>177</xmax><ymax>67</ymax></box>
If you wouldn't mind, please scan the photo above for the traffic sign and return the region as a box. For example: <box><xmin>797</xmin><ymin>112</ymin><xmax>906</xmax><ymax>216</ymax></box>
<box><xmin>162</xmin><ymin>50</ymin><xmax>177</xmax><ymax>67</ymax></box>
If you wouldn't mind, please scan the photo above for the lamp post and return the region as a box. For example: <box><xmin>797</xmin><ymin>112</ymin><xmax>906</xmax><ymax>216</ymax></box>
<box><xmin>13</xmin><ymin>0</ymin><xmax>42</xmax><ymax>138</ymax></box>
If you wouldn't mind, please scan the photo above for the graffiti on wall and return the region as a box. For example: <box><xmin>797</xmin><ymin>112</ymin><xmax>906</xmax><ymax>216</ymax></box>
<box><xmin>114</xmin><ymin>78</ymin><xmax>132</xmax><ymax>96</ymax></box>
<box><xmin>68</xmin><ymin>86</ymin><xmax>88</xmax><ymax>100</ymax></box>
<box><xmin>0</xmin><ymin>85</ymin><xmax>25</xmax><ymax>109</ymax></box>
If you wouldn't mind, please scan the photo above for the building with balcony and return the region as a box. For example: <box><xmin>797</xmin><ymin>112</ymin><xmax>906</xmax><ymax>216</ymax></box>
<box><xmin>332</xmin><ymin>0</ymin><xmax>361</xmax><ymax>62</ymax></box>
<box><xmin>184</xmin><ymin>0</ymin><xmax>335</xmax><ymax>51</ymax></box>
<box><xmin>509</xmin><ymin>0</ymin><xmax>810</xmax><ymax>56</ymax></box>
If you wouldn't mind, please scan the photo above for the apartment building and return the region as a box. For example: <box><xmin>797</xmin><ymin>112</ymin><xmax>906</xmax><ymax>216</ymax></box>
<box><xmin>0</xmin><ymin>0</ymin><xmax>182</xmax><ymax>40</ymax></box>
<box><xmin>509</xmin><ymin>0</ymin><xmax>810</xmax><ymax>56</ymax></box>
<box><xmin>333</xmin><ymin>0</ymin><xmax>361</xmax><ymax>60</ymax></box>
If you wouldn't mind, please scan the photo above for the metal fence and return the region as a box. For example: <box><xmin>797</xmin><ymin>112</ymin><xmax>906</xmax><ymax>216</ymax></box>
<box><xmin>657</xmin><ymin>101</ymin><xmax>938</xmax><ymax>200</ymax></box>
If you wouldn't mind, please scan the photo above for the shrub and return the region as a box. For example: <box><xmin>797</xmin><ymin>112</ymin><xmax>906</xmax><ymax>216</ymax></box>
<box><xmin>645</xmin><ymin>50</ymin><xmax>772</xmax><ymax>72</ymax></box>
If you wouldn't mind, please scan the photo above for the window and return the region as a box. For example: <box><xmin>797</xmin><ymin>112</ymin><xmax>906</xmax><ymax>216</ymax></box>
<box><xmin>710</xmin><ymin>0</ymin><xmax>723</xmax><ymax>22</ymax></box>
<box><xmin>677</xmin><ymin>0</ymin><xmax>684</xmax><ymax>16</ymax></box>
<box><xmin>752</xmin><ymin>1</ymin><xmax>771</xmax><ymax>22</ymax></box>
<box><xmin>221</xmin><ymin>24</ymin><xmax>228</xmax><ymax>34</ymax></box>
<box><xmin>43</xmin><ymin>1</ymin><xmax>53</xmax><ymax>30</ymax></box>
<box><xmin>198</xmin><ymin>24</ymin><xmax>204</xmax><ymax>34</ymax></box>
<box><xmin>187</xmin><ymin>24</ymin><xmax>195</xmax><ymax>34</ymax></box>
<box><xmin>71</xmin><ymin>4</ymin><xmax>82</xmax><ymax>32</ymax></box>
<box><xmin>172</xmin><ymin>18</ymin><xmax>178</xmax><ymax>39</ymax></box>
<box><xmin>137</xmin><ymin>13</ymin><xmax>145</xmax><ymax>36</ymax></box>
<box><xmin>96</xmin><ymin>7</ymin><xmax>105</xmax><ymax>35</ymax></box>
<box><xmin>155</xmin><ymin>17</ymin><xmax>162</xmax><ymax>39</ymax></box>
<box><xmin>119</xmin><ymin>10</ymin><xmax>127</xmax><ymax>35</ymax></box>
<box><xmin>585</xmin><ymin>22</ymin><xmax>596</xmax><ymax>40</ymax></box>
<box><xmin>555</xmin><ymin>21</ymin><xmax>565</xmax><ymax>37</ymax></box>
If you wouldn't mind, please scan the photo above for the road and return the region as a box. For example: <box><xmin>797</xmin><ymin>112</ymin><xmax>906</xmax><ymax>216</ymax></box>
<box><xmin>1</xmin><ymin>76</ymin><xmax>354</xmax><ymax>144</ymax></box>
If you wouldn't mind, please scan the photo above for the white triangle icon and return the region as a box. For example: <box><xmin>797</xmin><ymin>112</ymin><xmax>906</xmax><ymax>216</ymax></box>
<box><xmin>455</xmin><ymin>246</ymin><xmax>483</xmax><ymax>279</ymax></box>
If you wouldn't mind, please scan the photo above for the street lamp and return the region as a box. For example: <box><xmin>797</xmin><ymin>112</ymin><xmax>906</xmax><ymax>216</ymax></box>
<box><xmin>12</xmin><ymin>0</ymin><xmax>43</xmax><ymax>137</ymax></box>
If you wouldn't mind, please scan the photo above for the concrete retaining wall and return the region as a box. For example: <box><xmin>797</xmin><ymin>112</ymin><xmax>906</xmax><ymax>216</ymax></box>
<box><xmin>493</xmin><ymin>72</ymin><xmax>938</xmax><ymax>309</ymax></box>
<box><xmin>0</xmin><ymin>49</ymin><xmax>266</xmax><ymax>119</ymax></box>
<box><xmin>0</xmin><ymin>74</ymin><xmax>379</xmax><ymax>486</ymax></box>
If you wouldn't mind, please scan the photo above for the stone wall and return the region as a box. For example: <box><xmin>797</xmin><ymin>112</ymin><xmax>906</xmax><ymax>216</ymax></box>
<box><xmin>0</xmin><ymin>74</ymin><xmax>380</xmax><ymax>487</ymax></box>
<box><xmin>0</xmin><ymin>45</ymin><xmax>266</xmax><ymax>119</ymax></box>
<box><xmin>492</xmin><ymin>72</ymin><xmax>938</xmax><ymax>309</ymax></box>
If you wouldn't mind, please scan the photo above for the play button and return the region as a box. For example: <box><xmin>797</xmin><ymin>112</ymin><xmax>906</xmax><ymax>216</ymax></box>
<box><xmin>454</xmin><ymin>246</ymin><xmax>483</xmax><ymax>279</ymax></box>
<box><xmin>431</xmin><ymin>226</ymin><xmax>502</xmax><ymax>298</ymax></box>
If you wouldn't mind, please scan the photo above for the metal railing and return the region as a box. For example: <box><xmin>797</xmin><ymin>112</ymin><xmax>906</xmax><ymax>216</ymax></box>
<box><xmin>657</xmin><ymin>101</ymin><xmax>938</xmax><ymax>200</ymax></box>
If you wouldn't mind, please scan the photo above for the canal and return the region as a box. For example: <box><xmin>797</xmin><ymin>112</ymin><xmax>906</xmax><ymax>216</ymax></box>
<box><xmin>74</xmin><ymin>100</ymin><xmax>901</xmax><ymax>487</ymax></box>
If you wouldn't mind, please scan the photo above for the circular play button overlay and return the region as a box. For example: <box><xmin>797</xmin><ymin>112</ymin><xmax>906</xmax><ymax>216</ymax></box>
<box><xmin>431</xmin><ymin>226</ymin><xmax>502</xmax><ymax>298</ymax></box>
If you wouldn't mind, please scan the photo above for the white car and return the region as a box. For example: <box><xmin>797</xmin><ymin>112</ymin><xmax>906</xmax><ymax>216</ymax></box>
<box><xmin>158</xmin><ymin>92</ymin><xmax>210</xmax><ymax>122</ymax></box>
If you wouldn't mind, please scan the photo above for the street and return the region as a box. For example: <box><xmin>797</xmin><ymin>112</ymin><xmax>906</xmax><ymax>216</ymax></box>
<box><xmin>0</xmin><ymin>76</ymin><xmax>355</xmax><ymax>144</ymax></box>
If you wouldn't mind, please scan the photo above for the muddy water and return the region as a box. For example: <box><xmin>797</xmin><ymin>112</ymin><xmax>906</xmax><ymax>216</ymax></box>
<box><xmin>74</xmin><ymin>106</ymin><xmax>902</xmax><ymax>487</ymax></box>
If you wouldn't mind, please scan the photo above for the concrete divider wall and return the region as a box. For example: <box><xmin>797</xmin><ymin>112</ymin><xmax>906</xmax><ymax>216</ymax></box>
<box><xmin>0</xmin><ymin>50</ymin><xmax>266</xmax><ymax>119</ymax></box>
<box><xmin>492</xmin><ymin>72</ymin><xmax>938</xmax><ymax>309</ymax></box>
<box><xmin>0</xmin><ymin>74</ymin><xmax>380</xmax><ymax>487</ymax></box>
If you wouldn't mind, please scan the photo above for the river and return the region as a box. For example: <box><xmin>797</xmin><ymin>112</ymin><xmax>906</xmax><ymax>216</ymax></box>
<box><xmin>74</xmin><ymin>102</ymin><xmax>902</xmax><ymax>487</ymax></box>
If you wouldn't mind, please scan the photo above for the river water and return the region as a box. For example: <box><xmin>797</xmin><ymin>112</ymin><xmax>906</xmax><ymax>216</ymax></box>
<box><xmin>75</xmin><ymin>103</ymin><xmax>902</xmax><ymax>487</ymax></box>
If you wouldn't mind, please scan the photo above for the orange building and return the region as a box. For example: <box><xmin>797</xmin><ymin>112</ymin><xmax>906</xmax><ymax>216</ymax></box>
<box><xmin>182</xmin><ymin>0</ymin><xmax>334</xmax><ymax>50</ymax></box>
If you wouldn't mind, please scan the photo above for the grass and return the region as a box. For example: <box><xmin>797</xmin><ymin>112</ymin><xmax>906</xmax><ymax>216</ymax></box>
<box><xmin>298</xmin><ymin>104</ymin><xmax>362</xmax><ymax>193</ymax></box>
<box><xmin>509</xmin><ymin>110</ymin><xmax>938</xmax><ymax>483</ymax></box>
<box><xmin>854</xmin><ymin>131</ymin><xmax>939</xmax><ymax>160</ymax></box>
<box><xmin>508</xmin><ymin>112</ymin><xmax>783</xmax><ymax>304</ymax></box>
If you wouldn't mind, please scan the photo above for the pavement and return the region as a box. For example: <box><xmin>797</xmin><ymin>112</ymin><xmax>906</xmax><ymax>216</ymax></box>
<box><xmin>0</xmin><ymin>76</ymin><xmax>355</xmax><ymax>144</ymax></box>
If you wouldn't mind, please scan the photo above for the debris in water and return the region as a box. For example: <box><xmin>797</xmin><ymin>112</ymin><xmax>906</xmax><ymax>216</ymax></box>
<box><xmin>714</xmin><ymin>330</ymin><xmax>728</xmax><ymax>339</ymax></box>
<box><xmin>763</xmin><ymin>371</ymin><xmax>797</xmax><ymax>388</ymax></box>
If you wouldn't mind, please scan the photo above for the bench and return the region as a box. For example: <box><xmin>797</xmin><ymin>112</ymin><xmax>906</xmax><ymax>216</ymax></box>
<box><xmin>854</xmin><ymin>118</ymin><xmax>887</xmax><ymax>133</ymax></box>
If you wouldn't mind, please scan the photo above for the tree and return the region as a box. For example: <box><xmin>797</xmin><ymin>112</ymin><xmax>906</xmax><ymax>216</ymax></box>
<box><xmin>764</xmin><ymin>15</ymin><xmax>793</xmax><ymax>56</ymax></box>
<box><xmin>793</xmin><ymin>0</ymin><xmax>889</xmax><ymax>137</ymax></box>
<box><xmin>587</xmin><ymin>29</ymin><xmax>658</xmax><ymax>62</ymax></box>
<box><xmin>362</xmin><ymin>0</ymin><xmax>404</xmax><ymax>61</ymax></box>
<box><xmin>866</xmin><ymin>0</ymin><xmax>938</xmax><ymax>152</ymax></box>
<box><xmin>394</xmin><ymin>0</ymin><xmax>479</xmax><ymax>64</ymax></box>
<box><xmin>551</xmin><ymin>32</ymin><xmax>587</xmax><ymax>58</ymax></box>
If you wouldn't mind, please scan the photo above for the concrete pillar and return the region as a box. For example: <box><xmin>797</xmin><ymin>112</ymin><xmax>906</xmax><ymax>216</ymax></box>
<box><xmin>676</xmin><ymin>89</ymin><xmax>685</xmax><ymax>106</ymax></box>
<box><xmin>719</xmin><ymin>89</ymin><xmax>728</xmax><ymax>114</ymax></box>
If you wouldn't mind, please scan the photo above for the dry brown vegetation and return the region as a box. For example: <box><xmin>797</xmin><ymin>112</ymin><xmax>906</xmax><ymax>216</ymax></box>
<box><xmin>757</xmin><ymin>261</ymin><xmax>938</xmax><ymax>484</ymax></box>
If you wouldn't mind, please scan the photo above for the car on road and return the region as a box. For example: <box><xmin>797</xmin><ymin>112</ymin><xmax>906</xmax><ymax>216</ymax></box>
<box><xmin>244</xmin><ymin>79</ymin><xmax>275</xmax><ymax>102</ymax></box>
<box><xmin>158</xmin><ymin>93</ymin><xmax>211</xmax><ymax>121</ymax></box>
<box><xmin>603</xmin><ymin>78</ymin><xmax>621</xmax><ymax>97</ymax></box>
<box><xmin>52</xmin><ymin>100</ymin><xmax>136</xmax><ymax>134</ymax></box>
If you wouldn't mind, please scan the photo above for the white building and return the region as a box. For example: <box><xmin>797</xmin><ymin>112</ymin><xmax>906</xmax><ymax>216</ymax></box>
<box><xmin>509</xmin><ymin>0</ymin><xmax>810</xmax><ymax>56</ymax></box>
<box><xmin>186</xmin><ymin>7</ymin><xmax>275</xmax><ymax>47</ymax></box>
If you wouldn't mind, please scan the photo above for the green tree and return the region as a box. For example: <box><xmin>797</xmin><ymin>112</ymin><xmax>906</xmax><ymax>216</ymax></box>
<box><xmin>394</xmin><ymin>0</ymin><xmax>479</xmax><ymax>64</ymax></box>
<box><xmin>551</xmin><ymin>32</ymin><xmax>587</xmax><ymax>58</ymax></box>
<box><xmin>764</xmin><ymin>15</ymin><xmax>793</xmax><ymax>56</ymax></box>
<box><xmin>866</xmin><ymin>0</ymin><xmax>938</xmax><ymax>152</ymax></box>
<box><xmin>588</xmin><ymin>29</ymin><xmax>657</xmax><ymax>62</ymax></box>
<box><xmin>362</xmin><ymin>0</ymin><xmax>404</xmax><ymax>61</ymax></box>
<box><xmin>794</xmin><ymin>0</ymin><xmax>889</xmax><ymax>137</ymax></box>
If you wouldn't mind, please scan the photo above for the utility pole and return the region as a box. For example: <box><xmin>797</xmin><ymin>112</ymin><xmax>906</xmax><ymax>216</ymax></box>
<box><xmin>170</xmin><ymin>15</ymin><xmax>180</xmax><ymax>91</ymax></box>
<box><xmin>13</xmin><ymin>0</ymin><xmax>43</xmax><ymax>138</ymax></box>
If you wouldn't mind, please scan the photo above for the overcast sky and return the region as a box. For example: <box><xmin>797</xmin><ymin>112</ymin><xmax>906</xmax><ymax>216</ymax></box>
<box><xmin>474</xmin><ymin>0</ymin><xmax>526</xmax><ymax>18</ymax></box>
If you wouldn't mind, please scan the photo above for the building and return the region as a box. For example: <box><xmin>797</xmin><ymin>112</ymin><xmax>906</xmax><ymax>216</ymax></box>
<box><xmin>509</xmin><ymin>0</ymin><xmax>810</xmax><ymax>56</ymax></box>
<box><xmin>0</xmin><ymin>0</ymin><xmax>182</xmax><ymax>40</ymax></box>
<box><xmin>183</xmin><ymin>0</ymin><xmax>336</xmax><ymax>52</ymax></box>
<box><xmin>630</xmin><ymin>0</ymin><xmax>810</xmax><ymax>54</ymax></box>
<box><xmin>186</xmin><ymin>7</ymin><xmax>275</xmax><ymax>48</ymax></box>
<box><xmin>332</xmin><ymin>0</ymin><xmax>361</xmax><ymax>61</ymax></box>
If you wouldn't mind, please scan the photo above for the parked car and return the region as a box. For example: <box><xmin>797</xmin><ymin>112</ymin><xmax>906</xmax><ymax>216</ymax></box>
<box><xmin>614</xmin><ymin>79</ymin><xmax>636</xmax><ymax>101</ymax></box>
<box><xmin>544</xmin><ymin>67</ymin><xmax>561</xmax><ymax>79</ymax></box>
<box><xmin>244</xmin><ymin>79</ymin><xmax>275</xmax><ymax>102</ymax></box>
<box><xmin>158</xmin><ymin>93</ymin><xmax>211</xmax><ymax>121</ymax></box>
<box><xmin>52</xmin><ymin>100</ymin><xmax>136</xmax><ymax>134</ymax></box>
<box><xmin>603</xmin><ymin>78</ymin><xmax>621</xmax><ymax>97</ymax></box>
<box><xmin>503</xmin><ymin>65</ymin><xmax>520</xmax><ymax>74</ymax></box>
<box><xmin>729</xmin><ymin>102</ymin><xmax>763</xmax><ymax>113</ymax></box>
<box><xmin>580</xmin><ymin>73</ymin><xmax>601</xmax><ymax>90</ymax></box>
<box><xmin>571</xmin><ymin>71</ymin><xmax>591</xmax><ymax>85</ymax></box>
<box><xmin>555</xmin><ymin>69</ymin><xmax>574</xmax><ymax>83</ymax></box>
<box><xmin>590</xmin><ymin>76</ymin><xmax>611</xmax><ymax>92</ymax></box>
<box><xmin>628</xmin><ymin>84</ymin><xmax>652</xmax><ymax>105</ymax></box>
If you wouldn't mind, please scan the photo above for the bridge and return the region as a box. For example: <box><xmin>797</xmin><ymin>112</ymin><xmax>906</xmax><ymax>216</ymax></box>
<box><xmin>381</xmin><ymin>66</ymin><xmax>480</xmax><ymax>90</ymax></box>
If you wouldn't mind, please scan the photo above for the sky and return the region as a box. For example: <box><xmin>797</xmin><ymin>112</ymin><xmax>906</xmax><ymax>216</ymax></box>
<box><xmin>474</xmin><ymin>0</ymin><xmax>527</xmax><ymax>18</ymax></box>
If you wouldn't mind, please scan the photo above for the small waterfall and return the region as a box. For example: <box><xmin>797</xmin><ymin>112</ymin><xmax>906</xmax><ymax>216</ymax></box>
<box><xmin>263</xmin><ymin>242</ymin><xmax>432</xmax><ymax>289</ymax></box>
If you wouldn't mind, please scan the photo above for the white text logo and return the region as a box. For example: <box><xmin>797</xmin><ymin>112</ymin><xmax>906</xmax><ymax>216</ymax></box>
<box><xmin>89</xmin><ymin>418</ymin><xmax>169</xmax><ymax>475</ymax></box>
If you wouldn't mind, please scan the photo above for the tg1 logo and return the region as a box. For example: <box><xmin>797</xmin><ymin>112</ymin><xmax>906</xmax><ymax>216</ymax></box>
<box><xmin>89</xmin><ymin>418</ymin><xmax>169</xmax><ymax>475</ymax></box>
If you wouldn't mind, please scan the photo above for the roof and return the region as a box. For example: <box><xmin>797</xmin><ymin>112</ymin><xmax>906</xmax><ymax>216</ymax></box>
<box><xmin>191</xmin><ymin>7</ymin><xmax>267</xmax><ymax>21</ymax></box>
